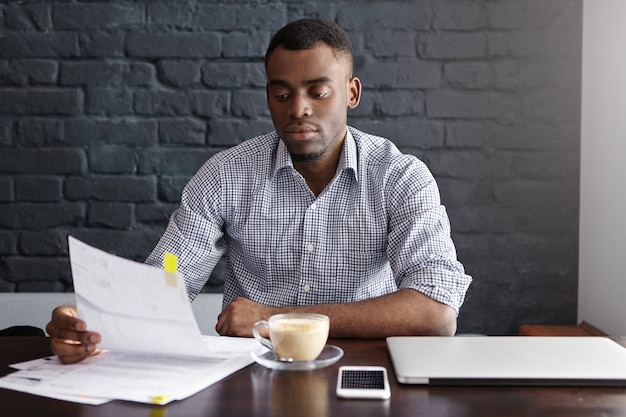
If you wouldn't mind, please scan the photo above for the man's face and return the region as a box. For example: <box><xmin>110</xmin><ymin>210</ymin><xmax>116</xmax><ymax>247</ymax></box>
<box><xmin>265</xmin><ymin>43</ymin><xmax>360</xmax><ymax>164</ymax></box>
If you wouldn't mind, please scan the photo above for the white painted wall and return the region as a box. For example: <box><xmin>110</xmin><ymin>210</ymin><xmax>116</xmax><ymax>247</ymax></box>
<box><xmin>0</xmin><ymin>293</ymin><xmax>223</xmax><ymax>336</ymax></box>
<box><xmin>578</xmin><ymin>0</ymin><xmax>626</xmax><ymax>334</ymax></box>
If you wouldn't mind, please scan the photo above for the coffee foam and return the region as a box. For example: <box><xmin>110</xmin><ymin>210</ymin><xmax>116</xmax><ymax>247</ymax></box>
<box><xmin>272</xmin><ymin>318</ymin><xmax>326</xmax><ymax>333</ymax></box>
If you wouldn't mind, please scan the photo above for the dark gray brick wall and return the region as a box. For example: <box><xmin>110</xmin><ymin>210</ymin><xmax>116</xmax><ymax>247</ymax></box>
<box><xmin>0</xmin><ymin>0</ymin><xmax>582</xmax><ymax>335</ymax></box>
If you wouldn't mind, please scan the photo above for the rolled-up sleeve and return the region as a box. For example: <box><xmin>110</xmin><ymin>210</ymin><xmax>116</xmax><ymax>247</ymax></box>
<box><xmin>386</xmin><ymin>156</ymin><xmax>472</xmax><ymax>314</ymax></box>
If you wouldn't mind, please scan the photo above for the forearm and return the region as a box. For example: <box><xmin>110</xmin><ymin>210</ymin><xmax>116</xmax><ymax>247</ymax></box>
<box><xmin>274</xmin><ymin>288</ymin><xmax>457</xmax><ymax>338</ymax></box>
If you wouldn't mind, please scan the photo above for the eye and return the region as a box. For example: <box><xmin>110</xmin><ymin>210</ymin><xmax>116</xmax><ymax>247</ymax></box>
<box><xmin>311</xmin><ymin>89</ymin><xmax>328</xmax><ymax>99</ymax></box>
<box><xmin>269</xmin><ymin>85</ymin><xmax>291</xmax><ymax>102</ymax></box>
<box><xmin>270</xmin><ymin>88</ymin><xmax>290</xmax><ymax>101</ymax></box>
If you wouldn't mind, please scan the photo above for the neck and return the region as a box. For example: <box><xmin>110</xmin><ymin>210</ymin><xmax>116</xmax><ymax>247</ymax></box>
<box><xmin>294</xmin><ymin>137</ymin><xmax>344</xmax><ymax>197</ymax></box>
<box><xmin>295</xmin><ymin>161</ymin><xmax>338</xmax><ymax>197</ymax></box>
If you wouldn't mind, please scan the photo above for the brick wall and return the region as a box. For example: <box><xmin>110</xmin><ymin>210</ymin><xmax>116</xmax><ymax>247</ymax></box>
<box><xmin>0</xmin><ymin>0</ymin><xmax>582</xmax><ymax>335</ymax></box>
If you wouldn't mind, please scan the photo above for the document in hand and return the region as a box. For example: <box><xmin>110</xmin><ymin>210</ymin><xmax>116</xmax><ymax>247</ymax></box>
<box><xmin>0</xmin><ymin>237</ymin><xmax>259</xmax><ymax>405</ymax></box>
<box><xmin>69</xmin><ymin>236</ymin><xmax>213</xmax><ymax>358</ymax></box>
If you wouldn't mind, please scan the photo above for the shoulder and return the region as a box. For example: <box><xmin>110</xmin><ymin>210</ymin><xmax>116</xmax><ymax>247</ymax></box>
<box><xmin>349</xmin><ymin>126</ymin><xmax>433</xmax><ymax>186</ymax></box>
<box><xmin>210</xmin><ymin>131</ymin><xmax>280</xmax><ymax>166</ymax></box>
<box><xmin>193</xmin><ymin>131</ymin><xmax>280</xmax><ymax>177</ymax></box>
<box><xmin>183</xmin><ymin>131</ymin><xmax>279</xmax><ymax>198</ymax></box>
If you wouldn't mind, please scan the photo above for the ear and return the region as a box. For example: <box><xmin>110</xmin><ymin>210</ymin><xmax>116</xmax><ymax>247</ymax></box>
<box><xmin>347</xmin><ymin>76</ymin><xmax>361</xmax><ymax>110</ymax></box>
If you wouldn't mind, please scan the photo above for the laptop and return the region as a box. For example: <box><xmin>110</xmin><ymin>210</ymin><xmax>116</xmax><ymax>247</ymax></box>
<box><xmin>387</xmin><ymin>336</ymin><xmax>626</xmax><ymax>386</ymax></box>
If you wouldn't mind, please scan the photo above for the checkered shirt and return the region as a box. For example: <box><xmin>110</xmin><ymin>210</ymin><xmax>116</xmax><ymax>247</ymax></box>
<box><xmin>145</xmin><ymin>126</ymin><xmax>472</xmax><ymax>313</ymax></box>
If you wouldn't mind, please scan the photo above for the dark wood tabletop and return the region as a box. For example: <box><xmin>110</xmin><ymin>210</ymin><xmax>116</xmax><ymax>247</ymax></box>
<box><xmin>3</xmin><ymin>336</ymin><xmax>626</xmax><ymax>417</ymax></box>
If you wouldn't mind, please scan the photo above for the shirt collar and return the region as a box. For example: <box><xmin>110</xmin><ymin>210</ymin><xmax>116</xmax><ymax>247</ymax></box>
<box><xmin>274</xmin><ymin>129</ymin><xmax>358</xmax><ymax>180</ymax></box>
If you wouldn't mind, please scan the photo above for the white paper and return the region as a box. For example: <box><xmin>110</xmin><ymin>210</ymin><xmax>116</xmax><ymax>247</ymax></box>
<box><xmin>0</xmin><ymin>336</ymin><xmax>259</xmax><ymax>405</ymax></box>
<box><xmin>0</xmin><ymin>238</ymin><xmax>261</xmax><ymax>405</ymax></box>
<box><xmin>0</xmin><ymin>356</ymin><xmax>111</xmax><ymax>405</ymax></box>
<box><xmin>68</xmin><ymin>236</ymin><xmax>213</xmax><ymax>358</ymax></box>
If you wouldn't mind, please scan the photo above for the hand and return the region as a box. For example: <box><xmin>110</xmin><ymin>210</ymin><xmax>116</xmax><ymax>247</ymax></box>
<box><xmin>45</xmin><ymin>306</ymin><xmax>101</xmax><ymax>364</ymax></box>
<box><xmin>215</xmin><ymin>297</ymin><xmax>277</xmax><ymax>337</ymax></box>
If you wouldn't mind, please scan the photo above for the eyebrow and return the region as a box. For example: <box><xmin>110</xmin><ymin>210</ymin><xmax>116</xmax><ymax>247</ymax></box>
<box><xmin>268</xmin><ymin>76</ymin><xmax>332</xmax><ymax>88</ymax></box>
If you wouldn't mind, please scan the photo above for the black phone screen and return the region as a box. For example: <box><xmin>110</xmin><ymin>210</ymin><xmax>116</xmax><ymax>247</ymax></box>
<box><xmin>340</xmin><ymin>370</ymin><xmax>386</xmax><ymax>390</ymax></box>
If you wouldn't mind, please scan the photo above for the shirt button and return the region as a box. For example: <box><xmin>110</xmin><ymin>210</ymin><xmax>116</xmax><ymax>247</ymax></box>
<box><xmin>307</xmin><ymin>244</ymin><xmax>314</xmax><ymax>252</ymax></box>
<box><xmin>303</xmin><ymin>284</ymin><xmax>311</xmax><ymax>292</ymax></box>
<box><xmin>311</xmin><ymin>203</ymin><xmax>317</xmax><ymax>210</ymax></box>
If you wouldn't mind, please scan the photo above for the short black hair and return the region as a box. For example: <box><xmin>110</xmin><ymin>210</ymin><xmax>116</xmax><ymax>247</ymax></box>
<box><xmin>265</xmin><ymin>18</ymin><xmax>353</xmax><ymax>69</ymax></box>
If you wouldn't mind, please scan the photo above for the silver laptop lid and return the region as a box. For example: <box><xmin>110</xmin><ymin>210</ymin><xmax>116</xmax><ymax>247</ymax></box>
<box><xmin>387</xmin><ymin>336</ymin><xmax>626</xmax><ymax>386</ymax></box>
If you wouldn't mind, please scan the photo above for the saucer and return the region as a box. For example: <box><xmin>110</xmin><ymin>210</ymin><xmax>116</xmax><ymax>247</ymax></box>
<box><xmin>251</xmin><ymin>344</ymin><xmax>344</xmax><ymax>371</ymax></box>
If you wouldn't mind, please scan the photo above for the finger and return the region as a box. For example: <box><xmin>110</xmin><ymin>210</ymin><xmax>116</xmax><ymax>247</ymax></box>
<box><xmin>50</xmin><ymin>334</ymin><xmax>101</xmax><ymax>354</ymax></box>
<box><xmin>215</xmin><ymin>313</ymin><xmax>245</xmax><ymax>337</ymax></box>
<box><xmin>46</xmin><ymin>320</ymin><xmax>101</xmax><ymax>345</ymax></box>
<box><xmin>56</xmin><ymin>347</ymin><xmax>102</xmax><ymax>364</ymax></box>
<box><xmin>238</xmin><ymin>325</ymin><xmax>255</xmax><ymax>338</ymax></box>
<box><xmin>50</xmin><ymin>338</ymin><xmax>101</xmax><ymax>364</ymax></box>
<box><xmin>215</xmin><ymin>313</ymin><xmax>228</xmax><ymax>336</ymax></box>
<box><xmin>51</xmin><ymin>305</ymin><xmax>87</xmax><ymax>332</ymax></box>
<box><xmin>217</xmin><ymin>319</ymin><xmax>252</xmax><ymax>338</ymax></box>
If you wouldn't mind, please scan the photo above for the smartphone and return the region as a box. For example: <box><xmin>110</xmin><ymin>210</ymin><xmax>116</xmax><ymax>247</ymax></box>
<box><xmin>336</xmin><ymin>366</ymin><xmax>391</xmax><ymax>400</ymax></box>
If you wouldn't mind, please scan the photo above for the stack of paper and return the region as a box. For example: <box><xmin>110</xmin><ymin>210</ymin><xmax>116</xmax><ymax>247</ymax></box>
<box><xmin>1</xmin><ymin>336</ymin><xmax>258</xmax><ymax>405</ymax></box>
<box><xmin>0</xmin><ymin>237</ymin><xmax>260</xmax><ymax>405</ymax></box>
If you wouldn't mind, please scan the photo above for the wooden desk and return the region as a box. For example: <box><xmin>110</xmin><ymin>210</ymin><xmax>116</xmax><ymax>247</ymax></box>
<box><xmin>3</xmin><ymin>337</ymin><xmax>626</xmax><ymax>417</ymax></box>
<box><xmin>519</xmin><ymin>321</ymin><xmax>609</xmax><ymax>336</ymax></box>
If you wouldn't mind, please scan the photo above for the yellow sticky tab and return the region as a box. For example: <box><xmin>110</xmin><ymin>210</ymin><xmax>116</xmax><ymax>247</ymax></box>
<box><xmin>164</xmin><ymin>253</ymin><xmax>178</xmax><ymax>287</ymax></box>
<box><xmin>164</xmin><ymin>252</ymin><xmax>178</xmax><ymax>273</ymax></box>
<box><xmin>150</xmin><ymin>395</ymin><xmax>171</xmax><ymax>406</ymax></box>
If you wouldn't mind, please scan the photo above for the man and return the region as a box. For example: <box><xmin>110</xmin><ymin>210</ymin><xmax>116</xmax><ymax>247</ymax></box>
<box><xmin>47</xmin><ymin>18</ymin><xmax>471</xmax><ymax>364</ymax></box>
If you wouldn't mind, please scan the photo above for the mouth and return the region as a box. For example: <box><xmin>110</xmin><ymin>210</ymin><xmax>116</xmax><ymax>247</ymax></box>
<box><xmin>283</xmin><ymin>125</ymin><xmax>318</xmax><ymax>141</ymax></box>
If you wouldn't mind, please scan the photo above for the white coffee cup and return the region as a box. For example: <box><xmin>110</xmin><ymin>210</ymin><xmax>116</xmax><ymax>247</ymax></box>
<box><xmin>253</xmin><ymin>313</ymin><xmax>330</xmax><ymax>362</ymax></box>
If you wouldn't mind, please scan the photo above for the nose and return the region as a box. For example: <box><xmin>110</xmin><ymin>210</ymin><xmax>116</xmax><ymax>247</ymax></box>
<box><xmin>288</xmin><ymin>93</ymin><xmax>312</xmax><ymax>119</ymax></box>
